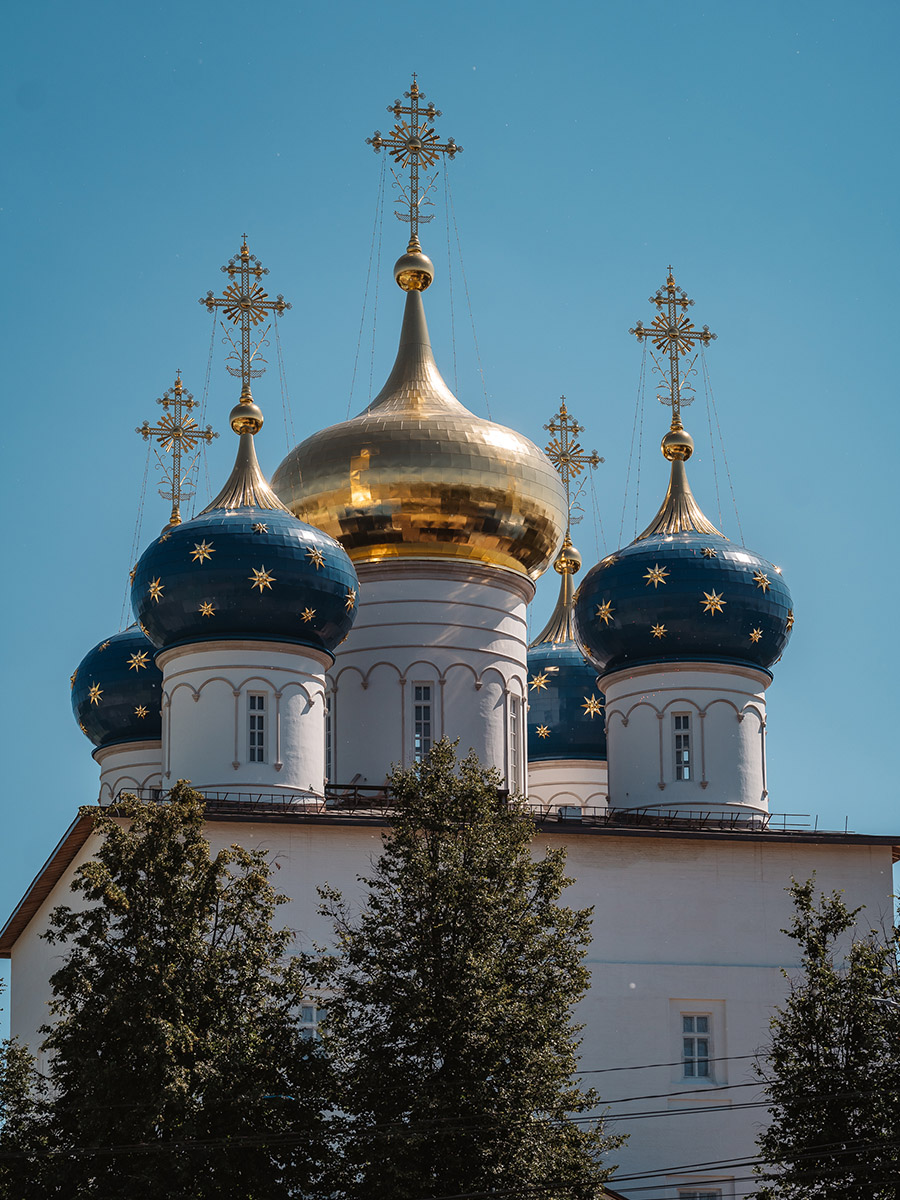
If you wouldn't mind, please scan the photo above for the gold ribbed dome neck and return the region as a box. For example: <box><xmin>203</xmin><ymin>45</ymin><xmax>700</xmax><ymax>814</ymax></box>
<box><xmin>202</xmin><ymin>425</ymin><xmax>289</xmax><ymax>514</ymax></box>
<box><xmin>531</xmin><ymin>536</ymin><xmax>582</xmax><ymax>645</ymax></box>
<box><xmin>635</xmin><ymin>448</ymin><xmax>723</xmax><ymax>540</ymax></box>
<box><xmin>365</xmin><ymin>288</ymin><xmax>467</xmax><ymax>416</ymax></box>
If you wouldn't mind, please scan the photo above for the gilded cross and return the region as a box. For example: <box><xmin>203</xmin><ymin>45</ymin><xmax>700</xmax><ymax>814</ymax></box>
<box><xmin>629</xmin><ymin>268</ymin><xmax>716</xmax><ymax>430</ymax></box>
<box><xmin>366</xmin><ymin>76</ymin><xmax>462</xmax><ymax>245</ymax></box>
<box><xmin>199</xmin><ymin>236</ymin><xmax>291</xmax><ymax>396</ymax></box>
<box><xmin>544</xmin><ymin>397</ymin><xmax>603</xmax><ymax>532</ymax></box>
<box><xmin>137</xmin><ymin>371</ymin><xmax>218</xmax><ymax>526</ymax></box>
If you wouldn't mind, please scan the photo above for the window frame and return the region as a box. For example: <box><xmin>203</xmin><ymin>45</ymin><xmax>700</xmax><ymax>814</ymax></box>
<box><xmin>681</xmin><ymin>1013</ymin><xmax>711</xmax><ymax>1079</ymax></box>
<box><xmin>412</xmin><ymin>682</ymin><xmax>433</xmax><ymax>763</ymax></box>
<box><xmin>248</xmin><ymin>691</ymin><xmax>267</xmax><ymax>764</ymax></box>
<box><xmin>509</xmin><ymin>694</ymin><xmax>521</xmax><ymax>792</ymax></box>
<box><xmin>673</xmin><ymin>711</ymin><xmax>692</xmax><ymax>781</ymax></box>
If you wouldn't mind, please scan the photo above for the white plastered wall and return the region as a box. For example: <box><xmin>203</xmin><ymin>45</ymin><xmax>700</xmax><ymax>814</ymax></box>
<box><xmin>9</xmin><ymin>818</ymin><xmax>895</xmax><ymax>1192</ymax></box>
<box><xmin>602</xmin><ymin>661</ymin><xmax>770</xmax><ymax>815</ymax></box>
<box><xmin>527</xmin><ymin>758</ymin><xmax>609</xmax><ymax>811</ymax></box>
<box><xmin>159</xmin><ymin>641</ymin><xmax>332</xmax><ymax>795</ymax></box>
<box><xmin>93</xmin><ymin>741</ymin><xmax>162</xmax><ymax>805</ymax></box>
<box><xmin>328</xmin><ymin>560</ymin><xmax>532</xmax><ymax>787</ymax></box>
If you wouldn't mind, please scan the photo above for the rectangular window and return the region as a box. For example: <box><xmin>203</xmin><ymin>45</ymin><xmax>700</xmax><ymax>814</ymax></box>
<box><xmin>324</xmin><ymin>696</ymin><xmax>333</xmax><ymax>783</ymax></box>
<box><xmin>674</xmin><ymin>712</ymin><xmax>692</xmax><ymax>781</ymax></box>
<box><xmin>299</xmin><ymin>1001</ymin><xmax>327</xmax><ymax>1042</ymax></box>
<box><xmin>414</xmin><ymin>684</ymin><xmax>433</xmax><ymax>762</ymax></box>
<box><xmin>682</xmin><ymin>1014</ymin><xmax>711</xmax><ymax>1077</ymax></box>
<box><xmin>249</xmin><ymin>693</ymin><xmax>266</xmax><ymax>763</ymax></box>
<box><xmin>678</xmin><ymin>1192</ymin><xmax>721</xmax><ymax>1200</ymax></box>
<box><xmin>509</xmin><ymin>695</ymin><xmax>521</xmax><ymax>792</ymax></box>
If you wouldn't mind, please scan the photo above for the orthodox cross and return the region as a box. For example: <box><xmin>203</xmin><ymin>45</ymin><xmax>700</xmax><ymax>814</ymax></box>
<box><xmin>199</xmin><ymin>236</ymin><xmax>291</xmax><ymax>396</ymax></box>
<box><xmin>629</xmin><ymin>267</ymin><xmax>716</xmax><ymax>429</ymax></box>
<box><xmin>544</xmin><ymin>398</ymin><xmax>603</xmax><ymax>533</ymax></box>
<box><xmin>136</xmin><ymin>371</ymin><xmax>218</xmax><ymax>526</ymax></box>
<box><xmin>366</xmin><ymin>75</ymin><xmax>462</xmax><ymax>245</ymax></box>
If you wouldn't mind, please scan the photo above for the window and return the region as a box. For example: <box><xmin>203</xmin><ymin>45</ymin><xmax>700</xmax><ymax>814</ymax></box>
<box><xmin>678</xmin><ymin>1191</ymin><xmax>721</xmax><ymax>1200</ymax></box>
<box><xmin>682</xmin><ymin>1014</ymin><xmax>710</xmax><ymax>1077</ymax></box>
<box><xmin>674</xmin><ymin>712</ymin><xmax>692</xmax><ymax>780</ymax></box>
<box><xmin>414</xmin><ymin>684</ymin><xmax>432</xmax><ymax>762</ymax></box>
<box><xmin>324</xmin><ymin>695</ymin><xmax>333</xmax><ymax>783</ymax></box>
<box><xmin>299</xmin><ymin>1001</ymin><xmax>327</xmax><ymax>1042</ymax></box>
<box><xmin>509</xmin><ymin>695</ymin><xmax>521</xmax><ymax>792</ymax></box>
<box><xmin>248</xmin><ymin>693</ymin><xmax>266</xmax><ymax>763</ymax></box>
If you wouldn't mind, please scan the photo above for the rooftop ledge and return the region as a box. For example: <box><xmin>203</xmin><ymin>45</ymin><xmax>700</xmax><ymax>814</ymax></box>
<box><xmin>2</xmin><ymin>788</ymin><xmax>897</xmax><ymax>958</ymax></box>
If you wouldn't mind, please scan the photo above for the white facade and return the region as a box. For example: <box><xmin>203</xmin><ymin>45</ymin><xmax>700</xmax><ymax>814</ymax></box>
<box><xmin>527</xmin><ymin>758</ymin><xmax>609</xmax><ymax>811</ymax></box>
<box><xmin>8</xmin><ymin>815</ymin><xmax>896</xmax><ymax>1193</ymax></box>
<box><xmin>159</xmin><ymin>640</ymin><xmax>332</xmax><ymax>795</ymax></box>
<box><xmin>328</xmin><ymin>560</ymin><xmax>532</xmax><ymax>788</ymax></box>
<box><xmin>94</xmin><ymin>740</ymin><xmax>162</xmax><ymax>805</ymax></box>
<box><xmin>602</xmin><ymin>661</ymin><xmax>770</xmax><ymax>817</ymax></box>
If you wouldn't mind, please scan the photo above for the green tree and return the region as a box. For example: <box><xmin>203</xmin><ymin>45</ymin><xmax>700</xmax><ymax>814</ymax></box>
<box><xmin>753</xmin><ymin>877</ymin><xmax>900</xmax><ymax>1198</ymax></box>
<box><xmin>320</xmin><ymin>738</ymin><xmax>623</xmax><ymax>1200</ymax></box>
<box><xmin>0</xmin><ymin>784</ymin><xmax>332</xmax><ymax>1200</ymax></box>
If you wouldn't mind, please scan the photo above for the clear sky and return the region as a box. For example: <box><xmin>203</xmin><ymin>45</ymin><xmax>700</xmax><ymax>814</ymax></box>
<box><xmin>2</xmin><ymin>0</ymin><xmax>898</xmax><ymax>1010</ymax></box>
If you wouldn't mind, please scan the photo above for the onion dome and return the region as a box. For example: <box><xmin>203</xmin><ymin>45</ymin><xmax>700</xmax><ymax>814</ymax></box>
<box><xmin>271</xmin><ymin>242</ymin><xmax>567</xmax><ymax>579</ymax></box>
<box><xmin>574</xmin><ymin>428</ymin><xmax>793</xmax><ymax>676</ymax></box>
<box><xmin>71</xmin><ymin>626</ymin><xmax>162</xmax><ymax>748</ymax></box>
<box><xmin>527</xmin><ymin>538</ymin><xmax>607</xmax><ymax>762</ymax></box>
<box><xmin>132</xmin><ymin>386</ymin><xmax>359</xmax><ymax>655</ymax></box>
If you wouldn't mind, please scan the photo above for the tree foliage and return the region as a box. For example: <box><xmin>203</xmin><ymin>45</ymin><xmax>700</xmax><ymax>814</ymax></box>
<box><xmin>0</xmin><ymin>784</ymin><xmax>331</xmax><ymax>1200</ymax></box>
<box><xmin>753</xmin><ymin>877</ymin><xmax>900</xmax><ymax>1198</ymax></box>
<box><xmin>320</xmin><ymin>738</ymin><xmax>623</xmax><ymax>1200</ymax></box>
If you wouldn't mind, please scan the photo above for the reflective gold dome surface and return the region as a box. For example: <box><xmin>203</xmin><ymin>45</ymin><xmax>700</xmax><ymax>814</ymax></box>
<box><xmin>271</xmin><ymin>287</ymin><xmax>566</xmax><ymax>578</ymax></box>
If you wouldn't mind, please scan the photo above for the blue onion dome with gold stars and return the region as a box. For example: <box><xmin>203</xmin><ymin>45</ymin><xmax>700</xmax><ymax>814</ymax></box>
<box><xmin>574</xmin><ymin>427</ymin><xmax>793</xmax><ymax>677</ymax></box>
<box><xmin>132</xmin><ymin>386</ymin><xmax>359</xmax><ymax>656</ymax></box>
<box><xmin>71</xmin><ymin>626</ymin><xmax>162</xmax><ymax>749</ymax></box>
<box><xmin>528</xmin><ymin>537</ymin><xmax>607</xmax><ymax>762</ymax></box>
<box><xmin>271</xmin><ymin>242</ymin><xmax>566</xmax><ymax>580</ymax></box>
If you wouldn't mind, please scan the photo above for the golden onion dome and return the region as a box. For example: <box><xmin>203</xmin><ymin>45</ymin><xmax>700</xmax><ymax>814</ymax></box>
<box><xmin>271</xmin><ymin>256</ymin><xmax>566</xmax><ymax>578</ymax></box>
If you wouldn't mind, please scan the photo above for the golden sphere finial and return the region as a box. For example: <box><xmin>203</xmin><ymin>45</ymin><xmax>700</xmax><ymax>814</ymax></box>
<box><xmin>661</xmin><ymin>426</ymin><xmax>694</xmax><ymax>461</ymax></box>
<box><xmin>554</xmin><ymin>535</ymin><xmax>582</xmax><ymax>575</ymax></box>
<box><xmin>394</xmin><ymin>242</ymin><xmax>434</xmax><ymax>291</ymax></box>
<box><xmin>230</xmin><ymin>384</ymin><xmax>264</xmax><ymax>435</ymax></box>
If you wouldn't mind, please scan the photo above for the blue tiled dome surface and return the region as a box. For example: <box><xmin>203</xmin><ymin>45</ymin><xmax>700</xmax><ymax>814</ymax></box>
<box><xmin>574</xmin><ymin>531</ymin><xmax>792</xmax><ymax>676</ymax></box>
<box><xmin>132</xmin><ymin>507</ymin><xmax>358</xmax><ymax>654</ymax></box>
<box><xmin>72</xmin><ymin>626</ymin><xmax>162</xmax><ymax>749</ymax></box>
<box><xmin>526</xmin><ymin>641</ymin><xmax>607</xmax><ymax>762</ymax></box>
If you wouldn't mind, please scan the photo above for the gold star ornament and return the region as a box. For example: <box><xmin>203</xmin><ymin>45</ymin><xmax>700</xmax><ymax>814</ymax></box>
<box><xmin>252</xmin><ymin>522</ymin><xmax>268</xmax><ymax>533</ymax></box>
<box><xmin>786</xmin><ymin>609</ymin><xmax>795</xmax><ymax>631</ymax></box>
<box><xmin>529</xmin><ymin>672</ymin><xmax>549</xmax><ymax>692</ymax></box>
<box><xmin>249</xmin><ymin>566</ymin><xmax>275</xmax><ymax>592</ymax></box>
<box><xmin>89</xmin><ymin>683</ymin><xmax>103</xmax><ymax>705</ymax></box>
<box><xmin>749</xmin><ymin>628</ymin><xmax>763</xmax><ymax>643</ymax></box>
<box><xmin>127</xmin><ymin>651</ymin><xmax>150</xmax><ymax>672</ymax></box>
<box><xmin>651</xmin><ymin>623</ymin><xmax>667</xmax><ymax>639</ymax></box>
<box><xmin>536</xmin><ymin>725</ymin><xmax>550</xmax><ymax>739</ymax></box>
<box><xmin>190</xmin><ymin>540</ymin><xmax>215</xmax><ymax>563</ymax></box>
<box><xmin>582</xmin><ymin>695</ymin><xmax>603</xmax><ymax>718</ymax></box>
<box><xmin>99</xmin><ymin>641</ymin><xmax>110</xmax><ymax>652</ymax></box>
<box><xmin>199</xmin><ymin>602</ymin><xmax>216</xmax><ymax>617</ymax></box>
<box><xmin>753</xmin><ymin>571</ymin><xmax>771</xmax><ymax>593</ymax></box>
<box><xmin>701</xmin><ymin>590</ymin><xmax>726</xmax><ymax>614</ymax></box>
<box><xmin>134</xmin><ymin>705</ymin><xmax>149</xmax><ymax>719</ymax></box>
<box><xmin>306</xmin><ymin>547</ymin><xmax>326</xmax><ymax>570</ymax></box>
<box><xmin>301</xmin><ymin>607</ymin><xmax>316</xmax><ymax>622</ymax></box>
<box><xmin>70</xmin><ymin>669</ymin><xmax>78</xmax><ymax>689</ymax></box>
<box><xmin>644</xmin><ymin>563</ymin><xmax>669</xmax><ymax>588</ymax></box>
<box><xmin>701</xmin><ymin>547</ymin><xmax>717</xmax><ymax>559</ymax></box>
<box><xmin>148</xmin><ymin>578</ymin><xmax>165</xmax><ymax>603</ymax></box>
<box><xmin>345</xmin><ymin>588</ymin><xmax>357</xmax><ymax>610</ymax></box>
<box><xmin>596</xmin><ymin>600</ymin><xmax>614</xmax><ymax>625</ymax></box>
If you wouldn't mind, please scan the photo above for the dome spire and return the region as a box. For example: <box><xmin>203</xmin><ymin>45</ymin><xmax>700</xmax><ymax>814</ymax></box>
<box><xmin>533</xmin><ymin>397</ymin><xmax>602</xmax><ymax>645</ymax></box>
<box><xmin>629</xmin><ymin>268</ymin><xmax>722</xmax><ymax>540</ymax></box>
<box><xmin>198</xmin><ymin>237</ymin><xmax>293</xmax><ymax>513</ymax></box>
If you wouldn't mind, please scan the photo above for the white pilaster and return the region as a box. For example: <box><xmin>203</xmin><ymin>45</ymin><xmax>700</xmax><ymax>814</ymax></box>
<box><xmin>157</xmin><ymin>640</ymin><xmax>332</xmax><ymax>795</ymax></box>
<box><xmin>328</xmin><ymin>560</ymin><xmax>533</xmax><ymax>786</ymax></box>
<box><xmin>601</xmin><ymin>661</ymin><xmax>770</xmax><ymax>816</ymax></box>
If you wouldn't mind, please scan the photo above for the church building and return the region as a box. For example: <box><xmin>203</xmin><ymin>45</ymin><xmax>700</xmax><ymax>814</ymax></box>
<box><xmin>3</xmin><ymin>79</ymin><xmax>897</xmax><ymax>1199</ymax></box>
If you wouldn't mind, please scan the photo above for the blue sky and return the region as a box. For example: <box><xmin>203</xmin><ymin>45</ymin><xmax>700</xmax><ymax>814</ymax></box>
<box><xmin>2</xmin><ymin>0</ymin><xmax>898</xmax><ymax>1009</ymax></box>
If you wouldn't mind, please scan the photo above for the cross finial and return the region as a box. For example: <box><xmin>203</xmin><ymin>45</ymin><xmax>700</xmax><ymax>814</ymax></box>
<box><xmin>136</xmin><ymin>374</ymin><xmax>219</xmax><ymax>527</ymax></box>
<box><xmin>629</xmin><ymin>267</ymin><xmax>716</xmax><ymax>433</ymax></box>
<box><xmin>199</xmin><ymin>236</ymin><xmax>292</xmax><ymax>408</ymax></box>
<box><xmin>544</xmin><ymin>396</ymin><xmax>603</xmax><ymax>536</ymax></box>
<box><xmin>366</xmin><ymin>75</ymin><xmax>463</xmax><ymax>248</ymax></box>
